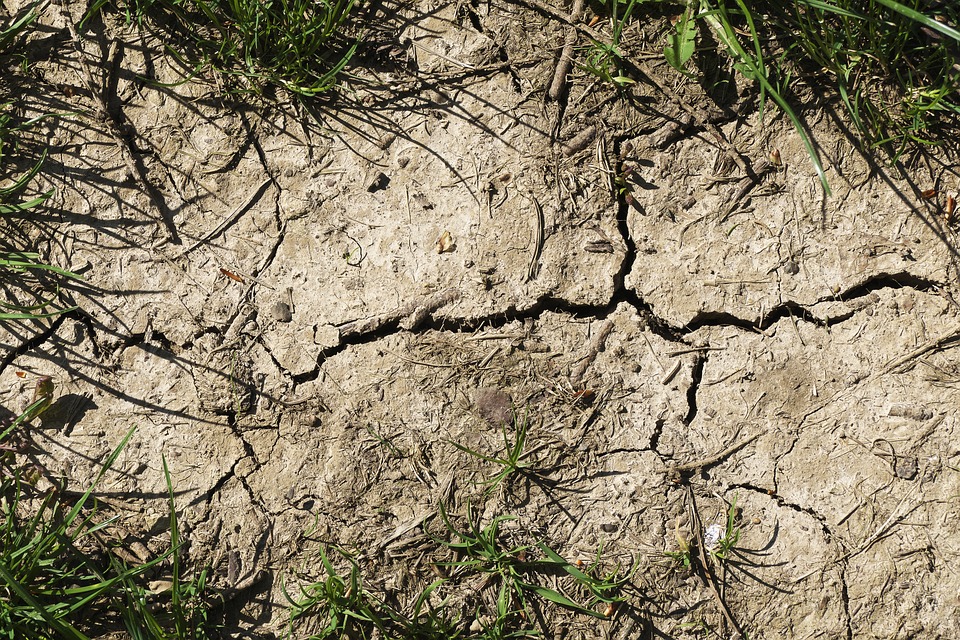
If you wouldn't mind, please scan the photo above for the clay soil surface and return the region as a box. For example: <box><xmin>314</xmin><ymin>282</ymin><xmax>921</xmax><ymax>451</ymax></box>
<box><xmin>5</xmin><ymin>0</ymin><xmax>960</xmax><ymax>637</ymax></box>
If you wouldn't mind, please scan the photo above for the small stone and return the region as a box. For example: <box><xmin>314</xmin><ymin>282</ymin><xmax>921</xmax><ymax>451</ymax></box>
<box><xmin>888</xmin><ymin>404</ymin><xmax>932</xmax><ymax>421</ymax></box>
<box><xmin>270</xmin><ymin>301</ymin><xmax>293</xmax><ymax>323</ymax></box>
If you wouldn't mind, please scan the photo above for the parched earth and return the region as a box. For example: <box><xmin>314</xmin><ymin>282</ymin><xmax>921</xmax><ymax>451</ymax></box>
<box><xmin>5</xmin><ymin>0</ymin><xmax>960</xmax><ymax>637</ymax></box>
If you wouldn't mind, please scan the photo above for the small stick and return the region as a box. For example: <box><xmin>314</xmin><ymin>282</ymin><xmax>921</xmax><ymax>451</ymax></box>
<box><xmin>669</xmin><ymin>431</ymin><xmax>764</xmax><ymax>476</ymax></box>
<box><xmin>660</xmin><ymin>360</ymin><xmax>682</xmax><ymax>385</ymax></box>
<box><xmin>182</xmin><ymin>178</ymin><xmax>273</xmax><ymax>255</ymax></box>
<box><xmin>718</xmin><ymin>159</ymin><xmax>775</xmax><ymax>222</ymax></box>
<box><xmin>879</xmin><ymin>323</ymin><xmax>960</xmax><ymax>375</ymax></box>
<box><xmin>570</xmin><ymin>319</ymin><xmax>614</xmax><ymax>385</ymax></box>
<box><xmin>463</xmin><ymin>332</ymin><xmax>526</xmax><ymax>342</ymax></box>
<box><xmin>547</xmin><ymin>0</ymin><xmax>585</xmax><ymax>101</ymax></box>
<box><xmin>561</xmin><ymin>124</ymin><xmax>597</xmax><ymax>157</ymax></box>
<box><xmin>666</xmin><ymin>346</ymin><xmax>725</xmax><ymax>357</ymax></box>
<box><xmin>686</xmin><ymin>487</ymin><xmax>744</xmax><ymax>636</ymax></box>
<box><xmin>337</xmin><ymin>288</ymin><xmax>461</xmax><ymax>338</ymax></box>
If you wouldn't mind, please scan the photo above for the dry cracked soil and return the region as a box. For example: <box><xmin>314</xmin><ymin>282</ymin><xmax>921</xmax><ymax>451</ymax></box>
<box><xmin>5</xmin><ymin>0</ymin><xmax>960</xmax><ymax>637</ymax></box>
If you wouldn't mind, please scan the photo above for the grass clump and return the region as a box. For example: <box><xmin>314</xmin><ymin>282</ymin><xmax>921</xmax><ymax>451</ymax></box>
<box><xmin>284</xmin><ymin>545</ymin><xmax>459</xmax><ymax>640</ymax></box>
<box><xmin>84</xmin><ymin>0</ymin><xmax>360</xmax><ymax>96</ymax></box>
<box><xmin>696</xmin><ymin>0</ymin><xmax>959</xmax><ymax>160</ymax></box>
<box><xmin>448</xmin><ymin>412</ymin><xmax>539</xmax><ymax>497</ymax></box>
<box><xmin>285</xmin><ymin>505</ymin><xmax>636</xmax><ymax>639</ymax></box>
<box><xmin>606</xmin><ymin>0</ymin><xmax>960</xmax><ymax>186</ymax></box>
<box><xmin>437</xmin><ymin>503</ymin><xmax>634</xmax><ymax>628</ymax></box>
<box><xmin>0</xmin><ymin>418</ymin><xmax>214</xmax><ymax>639</ymax></box>
<box><xmin>581</xmin><ymin>0</ymin><xmax>642</xmax><ymax>88</ymax></box>
<box><xmin>769</xmin><ymin>0</ymin><xmax>960</xmax><ymax>156</ymax></box>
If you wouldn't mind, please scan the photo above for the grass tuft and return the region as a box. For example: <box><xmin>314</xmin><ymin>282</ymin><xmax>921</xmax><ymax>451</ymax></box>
<box><xmin>0</xmin><ymin>416</ymin><xmax>214</xmax><ymax>638</ymax></box>
<box><xmin>770</xmin><ymin>0</ymin><xmax>960</xmax><ymax>158</ymax></box>
<box><xmin>84</xmin><ymin>0</ymin><xmax>360</xmax><ymax>96</ymax></box>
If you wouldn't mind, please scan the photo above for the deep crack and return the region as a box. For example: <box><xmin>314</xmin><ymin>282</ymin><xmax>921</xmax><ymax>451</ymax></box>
<box><xmin>681</xmin><ymin>271</ymin><xmax>940</xmax><ymax>335</ymax></box>
<box><xmin>683</xmin><ymin>353</ymin><xmax>705</xmax><ymax>425</ymax></box>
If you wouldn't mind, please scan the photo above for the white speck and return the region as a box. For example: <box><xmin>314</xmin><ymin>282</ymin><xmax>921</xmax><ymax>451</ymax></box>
<box><xmin>704</xmin><ymin>523</ymin><xmax>725</xmax><ymax>550</ymax></box>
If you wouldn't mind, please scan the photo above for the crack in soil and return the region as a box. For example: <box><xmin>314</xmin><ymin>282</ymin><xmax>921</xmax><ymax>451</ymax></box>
<box><xmin>731</xmin><ymin>482</ymin><xmax>834</xmax><ymax>542</ymax></box>
<box><xmin>682</xmin><ymin>271</ymin><xmax>941</xmax><ymax>334</ymax></box>
<box><xmin>648</xmin><ymin>414</ymin><xmax>666</xmax><ymax>454</ymax></box>
<box><xmin>189</xmin><ymin>457</ymin><xmax>238</xmax><ymax>509</ymax></box>
<box><xmin>682</xmin><ymin>352</ymin><xmax>705</xmax><ymax>426</ymax></box>
<box><xmin>840</xmin><ymin>561</ymin><xmax>853</xmax><ymax>640</ymax></box>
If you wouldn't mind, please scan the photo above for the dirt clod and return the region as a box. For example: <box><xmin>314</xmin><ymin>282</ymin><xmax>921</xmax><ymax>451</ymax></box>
<box><xmin>473</xmin><ymin>387</ymin><xmax>514</xmax><ymax>426</ymax></box>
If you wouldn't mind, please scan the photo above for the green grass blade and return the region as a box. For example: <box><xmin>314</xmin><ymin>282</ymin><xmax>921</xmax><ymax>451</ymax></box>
<box><xmin>792</xmin><ymin>0</ymin><xmax>864</xmax><ymax>20</ymax></box>
<box><xmin>0</xmin><ymin>1</ymin><xmax>39</xmax><ymax>52</ymax></box>
<box><xmin>0</xmin><ymin>560</ymin><xmax>91</xmax><ymax>640</ymax></box>
<box><xmin>873</xmin><ymin>0</ymin><xmax>960</xmax><ymax>43</ymax></box>
<box><xmin>61</xmin><ymin>427</ymin><xmax>136</xmax><ymax>530</ymax></box>
<box><xmin>0</xmin><ymin>190</ymin><xmax>53</xmax><ymax>214</ymax></box>
<box><xmin>0</xmin><ymin>307</ymin><xmax>79</xmax><ymax>320</ymax></box>
<box><xmin>698</xmin><ymin>0</ymin><xmax>831</xmax><ymax>193</ymax></box>
<box><xmin>0</xmin><ymin>151</ymin><xmax>48</xmax><ymax>197</ymax></box>
<box><xmin>0</xmin><ymin>250</ymin><xmax>84</xmax><ymax>279</ymax></box>
<box><xmin>517</xmin><ymin>581</ymin><xmax>606</xmax><ymax>618</ymax></box>
<box><xmin>163</xmin><ymin>455</ymin><xmax>187</xmax><ymax>637</ymax></box>
<box><xmin>447</xmin><ymin>439</ymin><xmax>506</xmax><ymax>465</ymax></box>
<box><xmin>0</xmin><ymin>397</ymin><xmax>49</xmax><ymax>440</ymax></box>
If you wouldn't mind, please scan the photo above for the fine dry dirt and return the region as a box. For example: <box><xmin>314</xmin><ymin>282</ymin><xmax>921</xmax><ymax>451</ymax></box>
<box><xmin>5</xmin><ymin>0</ymin><xmax>960</xmax><ymax>637</ymax></box>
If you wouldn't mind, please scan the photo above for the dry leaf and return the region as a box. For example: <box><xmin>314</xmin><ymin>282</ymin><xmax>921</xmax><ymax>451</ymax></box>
<box><xmin>436</xmin><ymin>231</ymin><xmax>455</xmax><ymax>253</ymax></box>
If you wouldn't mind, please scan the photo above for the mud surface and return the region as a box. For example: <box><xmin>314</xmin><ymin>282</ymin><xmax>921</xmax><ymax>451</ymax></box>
<box><xmin>5</xmin><ymin>0</ymin><xmax>960</xmax><ymax>637</ymax></box>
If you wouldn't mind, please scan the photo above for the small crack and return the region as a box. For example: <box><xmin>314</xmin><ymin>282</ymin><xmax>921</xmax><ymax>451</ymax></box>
<box><xmin>840</xmin><ymin>562</ymin><xmax>853</xmax><ymax>640</ymax></box>
<box><xmin>730</xmin><ymin>482</ymin><xmax>833</xmax><ymax>541</ymax></box>
<box><xmin>75</xmin><ymin>309</ymin><xmax>104</xmax><ymax>360</ymax></box>
<box><xmin>837</xmin><ymin>271</ymin><xmax>936</xmax><ymax>300</ymax></box>
<box><xmin>649</xmin><ymin>415</ymin><xmax>665</xmax><ymax>453</ymax></box>
<box><xmin>256</xmin><ymin>334</ymin><xmax>285</xmax><ymax>374</ymax></box>
<box><xmin>291</xmin><ymin>287</ymin><xmax>687</xmax><ymax>386</ymax></box>
<box><xmin>187</xmin><ymin>413</ymin><xmax>260</xmax><ymax>510</ymax></box>
<box><xmin>246</xmin><ymin>211</ymin><xmax>286</xmax><ymax>289</ymax></box>
<box><xmin>189</xmin><ymin>459</ymin><xmax>237</xmax><ymax>509</ymax></box>
<box><xmin>289</xmin><ymin>295</ymin><xmax>618</xmax><ymax>383</ymax></box>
